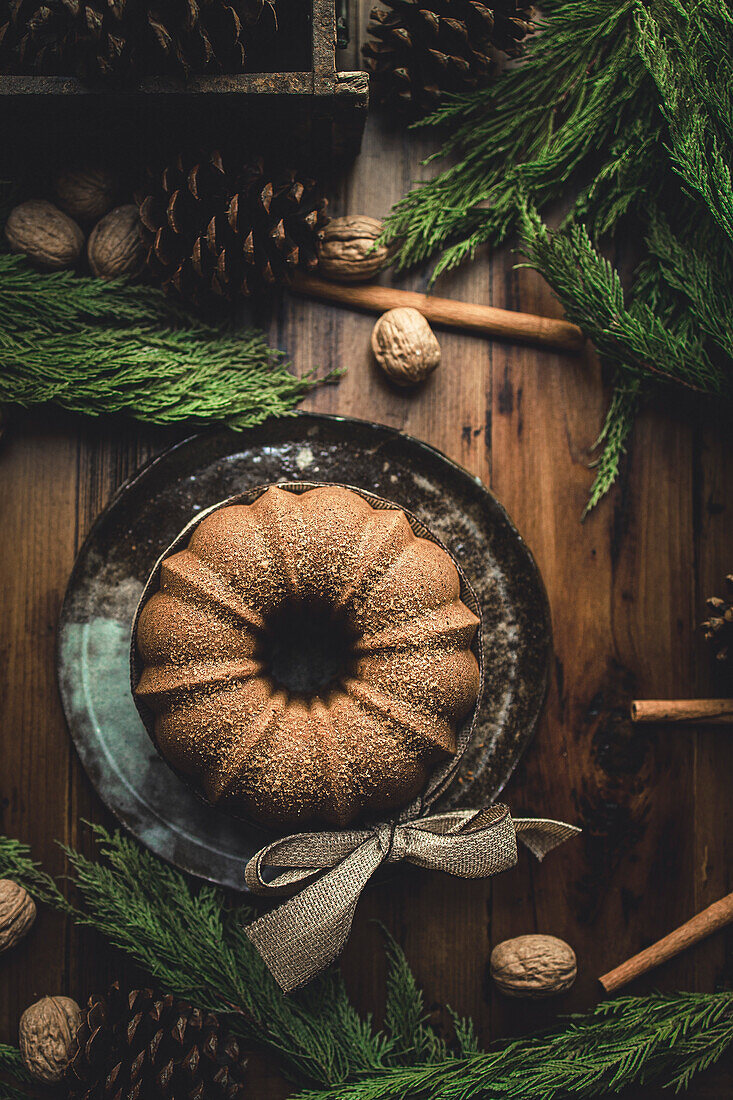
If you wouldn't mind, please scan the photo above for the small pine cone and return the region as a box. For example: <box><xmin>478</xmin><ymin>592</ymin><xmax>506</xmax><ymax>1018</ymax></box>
<box><xmin>362</xmin><ymin>0</ymin><xmax>533</xmax><ymax>116</ymax></box>
<box><xmin>701</xmin><ymin>574</ymin><xmax>733</xmax><ymax>662</ymax></box>
<box><xmin>0</xmin><ymin>0</ymin><xmax>129</xmax><ymax>80</ymax></box>
<box><xmin>138</xmin><ymin>150</ymin><xmax>329</xmax><ymax>305</ymax></box>
<box><xmin>66</xmin><ymin>983</ymin><xmax>247</xmax><ymax>1100</ymax></box>
<box><xmin>136</xmin><ymin>0</ymin><xmax>277</xmax><ymax>77</ymax></box>
<box><xmin>0</xmin><ymin>0</ymin><xmax>276</xmax><ymax>80</ymax></box>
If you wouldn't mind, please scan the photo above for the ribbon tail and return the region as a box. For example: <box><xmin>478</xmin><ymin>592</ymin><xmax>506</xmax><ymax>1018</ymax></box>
<box><xmin>245</xmin><ymin>835</ymin><xmax>385</xmax><ymax>993</ymax></box>
<box><xmin>514</xmin><ymin>818</ymin><xmax>581</xmax><ymax>861</ymax></box>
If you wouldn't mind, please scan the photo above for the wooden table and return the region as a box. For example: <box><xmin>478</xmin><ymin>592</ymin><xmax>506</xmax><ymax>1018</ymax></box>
<box><xmin>1</xmin><ymin>19</ymin><xmax>732</xmax><ymax>1098</ymax></box>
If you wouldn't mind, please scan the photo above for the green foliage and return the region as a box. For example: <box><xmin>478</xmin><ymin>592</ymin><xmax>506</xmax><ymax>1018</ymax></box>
<box><xmin>382</xmin><ymin>933</ymin><xmax>447</xmax><ymax>1064</ymax></box>
<box><xmin>0</xmin><ymin>1044</ymin><xmax>31</xmax><ymax>1100</ymax></box>
<box><xmin>636</xmin><ymin>2</ymin><xmax>733</xmax><ymax>246</ymax></box>
<box><xmin>0</xmin><ymin>1078</ymin><xmax>29</xmax><ymax>1100</ymax></box>
<box><xmin>381</xmin><ymin>0</ymin><xmax>733</xmax><ymax>510</ymax></box>
<box><xmin>585</xmin><ymin>384</ymin><xmax>640</xmax><ymax>516</ymax></box>
<box><xmin>0</xmin><ymin>837</ymin><xmax>70</xmax><ymax>911</ymax></box>
<box><xmin>0</xmin><ymin>828</ymin><xmax>387</xmax><ymax>1087</ymax></box>
<box><xmin>381</xmin><ymin>0</ymin><xmax>653</xmax><ymax>278</ymax></box>
<box><xmin>516</xmin><ymin>199</ymin><xmax>733</xmax><ymax>506</ymax></box>
<box><xmin>0</xmin><ymin>1046</ymin><xmax>26</xmax><ymax>1081</ymax></box>
<box><xmin>448</xmin><ymin>1010</ymin><xmax>480</xmax><ymax>1057</ymax></box>
<box><xmin>0</xmin><ymin>322</ymin><xmax>334</xmax><ymax>430</ymax></box>
<box><xmin>0</xmin><ymin>252</ymin><xmax>189</xmax><ymax>337</ymax></box>
<box><xmin>0</xmin><ymin>236</ymin><xmax>338</xmax><ymax>429</ymax></box>
<box><xmin>0</xmin><ymin>829</ymin><xmax>731</xmax><ymax>1097</ymax></box>
<box><xmin>520</xmin><ymin>208</ymin><xmax>729</xmax><ymax>396</ymax></box>
<box><xmin>297</xmin><ymin>992</ymin><xmax>733</xmax><ymax>1100</ymax></box>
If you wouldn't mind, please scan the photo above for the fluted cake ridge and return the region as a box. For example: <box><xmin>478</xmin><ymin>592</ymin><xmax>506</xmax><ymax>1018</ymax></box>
<box><xmin>134</xmin><ymin>484</ymin><xmax>480</xmax><ymax>828</ymax></box>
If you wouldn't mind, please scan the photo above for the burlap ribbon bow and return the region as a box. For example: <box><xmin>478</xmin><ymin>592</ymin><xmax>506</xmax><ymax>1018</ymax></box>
<box><xmin>244</xmin><ymin>803</ymin><xmax>579</xmax><ymax>992</ymax></box>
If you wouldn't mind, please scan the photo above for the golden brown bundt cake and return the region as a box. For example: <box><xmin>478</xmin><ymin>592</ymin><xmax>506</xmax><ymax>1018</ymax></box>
<box><xmin>134</xmin><ymin>484</ymin><xmax>480</xmax><ymax>828</ymax></box>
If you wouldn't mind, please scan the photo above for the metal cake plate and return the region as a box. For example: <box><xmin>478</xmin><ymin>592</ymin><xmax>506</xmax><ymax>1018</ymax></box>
<box><xmin>57</xmin><ymin>413</ymin><xmax>552</xmax><ymax>891</ymax></box>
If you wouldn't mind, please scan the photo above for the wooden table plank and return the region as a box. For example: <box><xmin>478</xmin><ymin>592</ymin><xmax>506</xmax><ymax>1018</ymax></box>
<box><xmin>0</xmin><ymin>413</ymin><xmax>79</xmax><ymax>1016</ymax></box>
<box><xmin>692</xmin><ymin>402</ymin><xmax>733</xmax><ymax>994</ymax></box>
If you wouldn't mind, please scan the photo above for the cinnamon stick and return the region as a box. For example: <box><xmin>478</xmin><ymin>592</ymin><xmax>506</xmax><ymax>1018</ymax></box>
<box><xmin>288</xmin><ymin>272</ymin><xmax>585</xmax><ymax>353</ymax></box>
<box><xmin>630</xmin><ymin>699</ymin><xmax>733</xmax><ymax>724</ymax></box>
<box><xmin>599</xmin><ymin>892</ymin><xmax>733</xmax><ymax>994</ymax></box>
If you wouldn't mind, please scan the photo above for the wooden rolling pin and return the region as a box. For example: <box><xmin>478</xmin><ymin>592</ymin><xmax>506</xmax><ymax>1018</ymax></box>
<box><xmin>288</xmin><ymin>272</ymin><xmax>585</xmax><ymax>353</ymax></box>
<box><xmin>600</xmin><ymin>892</ymin><xmax>733</xmax><ymax>994</ymax></box>
<box><xmin>631</xmin><ymin>699</ymin><xmax>733</xmax><ymax>724</ymax></box>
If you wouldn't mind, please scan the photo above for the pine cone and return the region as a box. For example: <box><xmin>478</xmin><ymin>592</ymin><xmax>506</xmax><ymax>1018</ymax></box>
<box><xmin>701</xmin><ymin>574</ymin><xmax>733</xmax><ymax>662</ymax></box>
<box><xmin>142</xmin><ymin>0</ymin><xmax>277</xmax><ymax>76</ymax></box>
<box><xmin>362</xmin><ymin>0</ymin><xmax>533</xmax><ymax>116</ymax></box>
<box><xmin>66</xmin><ymin>983</ymin><xmax>247</xmax><ymax>1100</ymax></box>
<box><xmin>0</xmin><ymin>0</ymin><xmax>126</xmax><ymax>80</ymax></box>
<box><xmin>138</xmin><ymin>150</ymin><xmax>328</xmax><ymax>304</ymax></box>
<box><xmin>0</xmin><ymin>0</ymin><xmax>276</xmax><ymax>80</ymax></box>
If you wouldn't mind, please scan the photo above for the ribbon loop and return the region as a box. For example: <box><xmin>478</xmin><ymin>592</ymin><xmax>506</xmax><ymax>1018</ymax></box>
<box><xmin>244</xmin><ymin>805</ymin><xmax>579</xmax><ymax>993</ymax></box>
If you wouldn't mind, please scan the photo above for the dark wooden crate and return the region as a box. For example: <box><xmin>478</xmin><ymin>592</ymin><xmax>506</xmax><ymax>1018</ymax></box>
<box><xmin>0</xmin><ymin>0</ymin><xmax>368</xmax><ymax>173</ymax></box>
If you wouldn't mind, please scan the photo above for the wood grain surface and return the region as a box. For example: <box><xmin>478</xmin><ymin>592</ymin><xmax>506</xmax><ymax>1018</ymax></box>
<box><xmin>1</xmin><ymin>9</ymin><xmax>732</xmax><ymax>1097</ymax></box>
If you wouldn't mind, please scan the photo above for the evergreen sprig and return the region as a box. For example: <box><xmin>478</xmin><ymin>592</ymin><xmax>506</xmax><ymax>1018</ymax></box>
<box><xmin>380</xmin><ymin>0</ymin><xmax>654</xmax><ymax>278</ymax></box>
<box><xmin>381</xmin><ymin>0</ymin><xmax>733</xmax><ymax>509</ymax></box>
<box><xmin>0</xmin><ymin>829</ymin><xmax>731</xmax><ymax>1097</ymax></box>
<box><xmin>0</xmin><ymin>1044</ymin><xmax>31</xmax><ymax>1100</ymax></box>
<box><xmin>0</xmin><ymin>827</ymin><xmax>389</xmax><ymax>1086</ymax></box>
<box><xmin>296</xmin><ymin>993</ymin><xmax>733</xmax><ymax>1100</ymax></box>
<box><xmin>0</xmin><ymin>251</ymin><xmax>191</xmax><ymax>336</ymax></box>
<box><xmin>0</xmin><ymin>322</ymin><xmax>334</xmax><ymax>429</ymax></box>
<box><xmin>0</xmin><ymin>236</ymin><xmax>338</xmax><ymax>429</ymax></box>
<box><xmin>383</xmin><ymin>932</ymin><xmax>448</xmax><ymax>1064</ymax></box>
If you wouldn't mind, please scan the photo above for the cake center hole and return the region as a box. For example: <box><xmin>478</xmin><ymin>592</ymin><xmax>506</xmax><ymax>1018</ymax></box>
<box><xmin>260</xmin><ymin>601</ymin><xmax>354</xmax><ymax>696</ymax></box>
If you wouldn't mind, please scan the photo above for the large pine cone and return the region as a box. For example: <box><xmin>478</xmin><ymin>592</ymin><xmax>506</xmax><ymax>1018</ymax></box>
<box><xmin>0</xmin><ymin>0</ymin><xmax>124</xmax><ymax>80</ymax></box>
<box><xmin>66</xmin><ymin>983</ymin><xmax>247</xmax><ymax>1100</ymax></box>
<box><xmin>362</xmin><ymin>0</ymin><xmax>533</xmax><ymax>116</ymax></box>
<box><xmin>701</xmin><ymin>574</ymin><xmax>733</xmax><ymax>662</ymax></box>
<box><xmin>0</xmin><ymin>0</ymin><xmax>276</xmax><ymax>80</ymax></box>
<box><xmin>138</xmin><ymin>150</ymin><xmax>328</xmax><ymax>304</ymax></box>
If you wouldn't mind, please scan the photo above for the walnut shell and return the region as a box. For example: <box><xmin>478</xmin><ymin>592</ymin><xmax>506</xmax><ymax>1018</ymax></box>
<box><xmin>87</xmin><ymin>205</ymin><xmax>145</xmax><ymax>279</ymax></box>
<box><xmin>19</xmin><ymin>995</ymin><xmax>81</xmax><ymax>1083</ymax></box>
<box><xmin>0</xmin><ymin>880</ymin><xmax>36</xmax><ymax>953</ymax></box>
<box><xmin>55</xmin><ymin>165</ymin><xmax>116</xmax><ymax>225</ymax></box>
<box><xmin>371</xmin><ymin>307</ymin><xmax>441</xmax><ymax>387</ymax></box>
<box><xmin>4</xmin><ymin>201</ymin><xmax>85</xmax><ymax>271</ymax></box>
<box><xmin>490</xmin><ymin>935</ymin><xmax>577</xmax><ymax>998</ymax></box>
<box><xmin>318</xmin><ymin>215</ymin><xmax>389</xmax><ymax>282</ymax></box>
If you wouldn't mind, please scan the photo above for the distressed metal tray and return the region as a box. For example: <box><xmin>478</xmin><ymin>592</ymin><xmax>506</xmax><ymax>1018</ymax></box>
<box><xmin>57</xmin><ymin>413</ymin><xmax>551</xmax><ymax>890</ymax></box>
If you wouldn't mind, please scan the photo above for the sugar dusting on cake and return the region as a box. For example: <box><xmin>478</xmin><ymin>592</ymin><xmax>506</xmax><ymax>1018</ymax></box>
<box><xmin>134</xmin><ymin>485</ymin><xmax>480</xmax><ymax>829</ymax></box>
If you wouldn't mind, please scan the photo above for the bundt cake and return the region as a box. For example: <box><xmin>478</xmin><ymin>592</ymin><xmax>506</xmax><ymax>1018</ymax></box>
<box><xmin>133</xmin><ymin>484</ymin><xmax>481</xmax><ymax>828</ymax></box>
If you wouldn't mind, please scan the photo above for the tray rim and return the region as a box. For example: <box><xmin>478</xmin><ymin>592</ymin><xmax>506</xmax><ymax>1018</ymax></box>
<box><xmin>56</xmin><ymin>411</ymin><xmax>552</xmax><ymax>885</ymax></box>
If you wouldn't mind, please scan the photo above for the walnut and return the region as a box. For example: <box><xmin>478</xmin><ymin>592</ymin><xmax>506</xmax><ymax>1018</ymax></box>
<box><xmin>19</xmin><ymin>995</ymin><xmax>82</xmax><ymax>1083</ymax></box>
<box><xmin>87</xmin><ymin>205</ymin><xmax>145</xmax><ymax>279</ymax></box>
<box><xmin>490</xmin><ymin>935</ymin><xmax>577</xmax><ymax>998</ymax></box>
<box><xmin>4</xmin><ymin>201</ymin><xmax>85</xmax><ymax>271</ymax></box>
<box><xmin>371</xmin><ymin>307</ymin><xmax>441</xmax><ymax>387</ymax></box>
<box><xmin>55</xmin><ymin>165</ymin><xmax>116</xmax><ymax>225</ymax></box>
<box><xmin>0</xmin><ymin>880</ymin><xmax>36</xmax><ymax>953</ymax></box>
<box><xmin>318</xmin><ymin>216</ymin><xmax>389</xmax><ymax>282</ymax></box>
